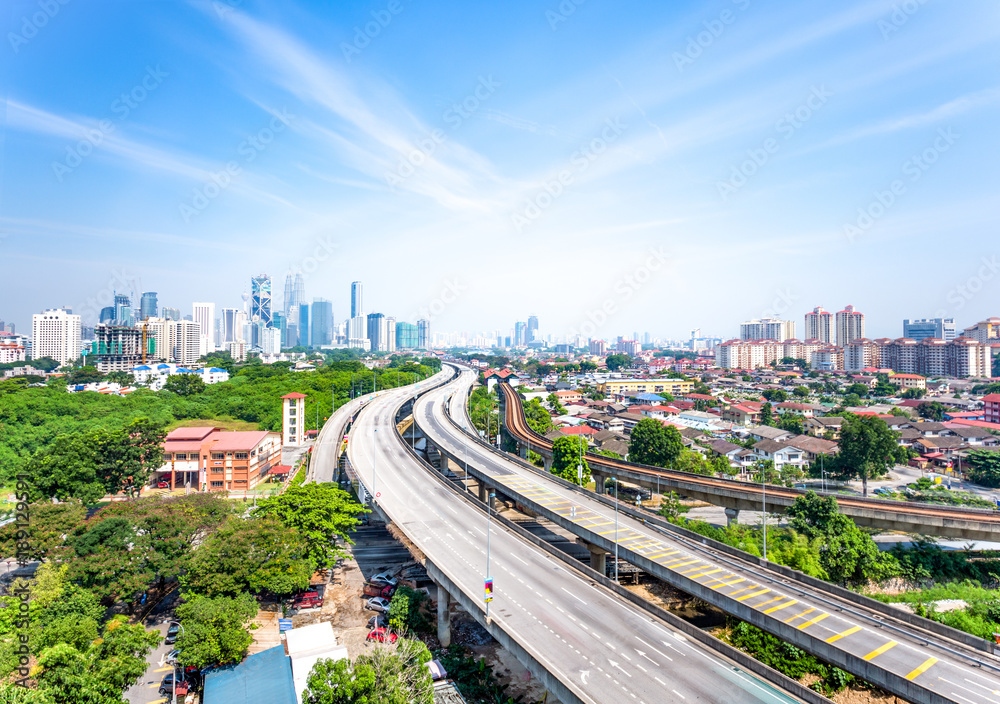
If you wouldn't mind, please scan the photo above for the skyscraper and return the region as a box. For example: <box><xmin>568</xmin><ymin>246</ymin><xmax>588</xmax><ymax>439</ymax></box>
<box><xmin>804</xmin><ymin>306</ymin><xmax>833</xmax><ymax>343</ymax></box>
<box><xmin>298</xmin><ymin>304</ymin><xmax>310</xmax><ymax>348</ymax></box>
<box><xmin>162</xmin><ymin>307</ymin><xmax>181</xmax><ymax>321</ymax></box>
<box><xmin>220</xmin><ymin>308</ymin><xmax>240</xmax><ymax>344</ymax></box>
<box><xmin>417</xmin><ymin>319</ymin><xmax>430</xmax><ymax>350</ymax></box>
<box><xmin>836</xmin><ymin>305</ymin><xmax>865</xmax><ymax>347</ymax></box>
<box><xmin>514</xmin><ymin>321</ymin><xmax>527</xmax><ymax>346</ymax></box>
<box><xmin>250</xmin><ymin>274</ymin><xmax>272</xmax><ymax>348</ymax></box>
<box><xmin>739</xmin><ymin>318</ymin><xmax>795</xmax><ymax>342</ymax></box>
<box><xmin>140</xmin><ymin>292</ymin><xmax>158</xmax><ymax>320</ymax></box>
<box><xmin>282</xmin><ymin>272</ymin><xmax>294</xmax><ymax>318</ymax></box>
<box><xmin>99</xmin><ymin>306</ymin><xmax>116</xmax><ymax>324</ymax></box>
<box><xmin>32</xmin><ymin>308</ymin><xmax>81</xmax><ymax>367</ymax></box>
<box><xmin>310</xmin><ymin>298</ymin><xmax>334</xmax><ymax>347</ymax></box>
<box><xmin>351</xmin><ymin>281</ymin><xmax>363</xmax><ymax>319</ymax></box>
<box><xmin>527</xmin><ymin>315</ymin><xmax>539</xmax><ymax>343</ymax></box>
<box><xmin>192</xmin><ymin>302</ymin><xmax>215</xmax><ymax>353</ymax></box>
<box><xmin>367</xmin><ymin>313</ymin><xmax>386</xmax><ymax>351</ymax></box>
<box><xmin>396</xmin><ymin>322</ymin><xmax>419</xmax><ymax>349</ymax></box>
<box><xmin>904</xmin><ymin>318</ymin><xmax>956</xmax><ymax>342</ymax></box>
<box><xmin>114</xmin><ymin>293</ymin><xmax>133</xmax><ymax>325</ymax></box>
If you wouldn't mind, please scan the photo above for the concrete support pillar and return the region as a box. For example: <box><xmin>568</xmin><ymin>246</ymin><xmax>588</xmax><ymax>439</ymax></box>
<box><xmin>579</xmin><ymin>540</ymin><xmax>608</xmax><ymax>575</ymax></box>
<box><xmin>591</xmin><ymin>472</ymin><xmax>606</xmax><ymax>494</ymax></box>
<box><xmin>478</xmin><ymin>482</ymin><xmax>488</xmax><ymax>503</ymax></box>
<box><xmin>518</xmin><ymin>441</ymin><xmax>528</xmax><ymax>459</ymax></box>
<box><xmin>436</xmin><ymin>582</ymin><xmax>451</xmax><ymax>647</ymax></box>
<box><xmin>543</xmin><ymin>455</ymin><xmax>553</xmax><ymax>472</ymax></box>
<box><xmin>725</xmin><ymin>507</ymin><xmax>740</xmax><ymax>527</ymax></box>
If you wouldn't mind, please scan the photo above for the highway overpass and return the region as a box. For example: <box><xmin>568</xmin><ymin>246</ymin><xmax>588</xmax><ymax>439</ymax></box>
<box><xmin>496</xmin><ymin>383</ymin><xmax>1000</xmax><ymax>542</ymax></box>
<box><xmin>411</xmin><ymin>364</ymin><xmax>1000</xmax><ymax>704</ymax></box>
<box><xmin>313</xmin><ymin>367</ymin><xmax>817</xmax><ymax>704</ymax></box>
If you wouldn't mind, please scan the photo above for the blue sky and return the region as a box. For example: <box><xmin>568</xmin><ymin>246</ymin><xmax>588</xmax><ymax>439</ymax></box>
<box><xmin>2</xmin><ymin>0</ymin><xmax>999</xmax><ymax>341</ymax></box>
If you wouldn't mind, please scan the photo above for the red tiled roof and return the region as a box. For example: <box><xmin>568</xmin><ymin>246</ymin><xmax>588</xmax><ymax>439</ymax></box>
<box><xmin>206</xmin><ymin>431</ymin><xmax>275</xmax><ymax>451</ymax></box>
<box><xmin>560</xmin><ymin>426</ymin><xmax>597</xmax><ymax>435</ymax></box>
<box><xmin>167</xmin><ymin>427</ymin><xmax>217</xmax><ymax>440</ymax></box>
<box><xmin>281</xmin><ymin>393</ymin><xmax>307</xmax><ymax>399</ymax></box>
<box><xmin>982</xmin><ymin>394</ymin><xmax>1000</xmax><ymax>403</ymax></box>
<box><xmin>951</xmin><ymin>419</ymin><xmax>1000</xmax><ymax>431</ymax></box>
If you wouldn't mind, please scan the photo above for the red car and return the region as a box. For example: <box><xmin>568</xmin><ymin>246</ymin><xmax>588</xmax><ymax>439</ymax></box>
<box><xmin>156</xmin><ymin>481</ymin><xmax>170</xmax><ymax>489</ymax></box>
<box><xmin>366</xmin><ymin>628</ymin><xmax>397</xmax><ymax>644</ymax></box>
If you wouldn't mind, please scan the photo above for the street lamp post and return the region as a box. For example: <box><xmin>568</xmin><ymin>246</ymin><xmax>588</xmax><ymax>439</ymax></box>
<box><xmin>610</xmin><ymin>477</ymin><xmax>619</xmax><ymax>582</ymax></box>
<box><xmin>463</xmin><ymin>425</ymin><xmax>469</xmax><ymax>492</ymax></box>
<box><xmin>762</xmin><ymin>465</ymin><xmax>768</xmax><ymax>562</ymax></box>
<box><xmin>169</xmin><ymin>621</ymin><xmax>185</xmax><ymax>704</ymax></box>
<box><xmin>486</xmin><ymin>490</ymin><xmax>495</xmax><ymax>619</ymax></box>
<box><xmin>372</xmin><ymin>427</ymin><xmax>377</xmax><ymax>506</ymax></box>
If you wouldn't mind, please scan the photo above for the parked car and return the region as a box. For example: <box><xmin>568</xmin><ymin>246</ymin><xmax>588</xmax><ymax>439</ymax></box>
<box><xmin>165</xmin><ymin>649</ymin><xmax>181</xmax><ymax>665</ymax></box>
<box><xmin>158</xmin><ymin>674</ymin><xmax>189</xmax><ymax>697</ymax></box>
<box><xmin>293</xmin><ymin>591</ymin><xmax>323</xmax><ymax>609</ymax></box>
<box><xmin>367</xmin><ymin>614</ymin><xmax>389</xmax><ymax>630</ymax></box>
<box><xmin>164</xmin><ymin>625</ymin><xmax>181</xmax><ymax>644</ymax></box>
<box><xmin>366</xmin><ymin>628</ymin><xmax>398</xmax><ymax>644</ymax></box>
<box><xmin>362</xmin><ymin>582</ymin><xmax>395</xmax><ymax>599</ymax></box>
<box><xmin>156</xmin><ymin>481</ymin><xmax>170</xmax><ymax>489</ymax></box>
<box><xmin>371</xmin><ymin>571</ymin><xmax>398</xmax><ymax>586</ymax></box>
<box><xmin>365</xmin><ymin>597</ymin><xmax>391</xmax><ymax>613</ymax></box>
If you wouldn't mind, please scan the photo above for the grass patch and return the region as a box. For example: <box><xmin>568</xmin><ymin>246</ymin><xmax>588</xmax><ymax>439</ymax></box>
<box><xmin>165</xmin><ymin>417</ymin><xmax>261</xmax><ymax>432</ymax></box>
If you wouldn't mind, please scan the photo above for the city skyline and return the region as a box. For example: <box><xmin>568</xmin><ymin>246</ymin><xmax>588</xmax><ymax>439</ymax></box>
<box><xmin>2</xmin><ymin>2</ymin><xmax>998</xmax><ymax>339</ymax></box>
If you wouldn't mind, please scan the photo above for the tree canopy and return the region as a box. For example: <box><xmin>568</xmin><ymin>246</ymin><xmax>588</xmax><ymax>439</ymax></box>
<box><xmin>628</xmin><ymin>418</ymin><xmax>683</xmax><ymax>468</ymax></box>
<box><xmin>550</xmin><ymin>435</ymin><xmax>590</xmax><ymax>485</ymax></box>
<box><xmin>176</xmin><ymin>592</ymin><xmax>257</xmax><ymax>669</ymax></box>
<box><xmin>828</xmin><ymin>414</ymin><xmax>902</xmax><ymax>496</ymax></box>
<box><xmin>302</xmin><ymin>638</ymin><xmax>433</xmax><ymax>704</ymax></box>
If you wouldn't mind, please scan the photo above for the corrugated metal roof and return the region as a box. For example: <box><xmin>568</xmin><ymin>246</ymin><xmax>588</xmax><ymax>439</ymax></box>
<box><xmin>203</xmin><ymin>645</ymin><xmax>296</xmax><ymax>704</ymax></box>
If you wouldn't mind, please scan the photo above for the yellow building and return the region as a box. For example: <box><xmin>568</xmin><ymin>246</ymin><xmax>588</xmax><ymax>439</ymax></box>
<box><xmin>888</xmin><ymin>373</ymin><xmax>927</xmax><ymax>390</ymax></box>
<box><xmin>597</xmin><ymin>379</ymin><xmax>695</xmax><ymax>396</ymax></box>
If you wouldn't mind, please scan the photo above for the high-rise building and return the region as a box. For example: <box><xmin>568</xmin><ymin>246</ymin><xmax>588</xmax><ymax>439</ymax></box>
<box><xmin>140</xmin><ymin>292</ymin><xmax>158</xmax><ymax>320</ymax></box>
<box><xmin>272</xmin><ymin>312</ymin><xmax>286</xmax><ymax>349</ymax></box>
<box><xmin>192</xmin><ymin>302</ymin><xmax>215</xmax><ymax>354</ymax></box>
<box><xmin>739</xmin><ymin>318</ymin><xmax>795</xmax><ymax>342</ymax></box>
<box><xmin>250</xmin><ymin>274</ymin><xmax>272</xmax><ymax>347</ymax></box>
<box><xmin>385</xmin><ymin>316</ymin><xmax>396</xmax><ymax>352</ymax></box>
<box><xmin>349</xmin><ymin>315</ymin><xmax>369</xmax><ymax>350</ymax></box>
<box><xmin>589</xmin><ymin>339</ymin><xmax>607</xmax><ymax>355</ymax></box>
<box><xmin>143</xmin><ymin>318</ymin><xmax>201</xmax><ymax>367</ymax></box>
<box><xmin>32</xmin><ymin>308</ymin><xmax>81</xmax><ymax>367</ymax></box>
<box><xmin>99</xmin><ymin>306</ymin><xmax>116</xmax><ymax>323</ymax></box>
<box><xmin>162</xmin><ymin>307</ymin><xmax>181</xmax><ymax>321</ymax></box>
<box><xmin>804</xmin><ymin>306</ymin><xmax>833</xmax><ymax>343</ymax></box>
<box><xmin>514</xmin><ymin>321</ymin><xmax>527</xmax><ymax>346</ymax></box>
<box><xmin>959</xmin><ymin>317</ymin><xmax>1000</xmax><ymax>343</ymax></box>
<box><xmin>113</xmin><ymin>293</ymin><xmax>134</xmax><ymax>325</ymax></box>
<box><xmin>90</xmin><ymin>323</ymin><xmax>150</xmax><ymax>372</ymax></box>
<box><xmin>527</xmin><ymin>315</ymin><xmax>539</xmax><ymax>343</ymax></box>
<box><xmin>310</xmin><ymin>298</ymin><xmax>334</xmax><ymax>347</ymax></box>
<box><xmin>297</xmin><ymin>304</ymin><xmax>310</xmax><ymax>348</ymax></box>
<box><xmin>282</xmin><ymin>272</ymin><xmax>294</xmax><ymax>319</ymax></box>
<box><xmin>417</xmin><ymin>319</ymin><xmax>430</xmax><ymax>350</ymax></box>
<box><xmin>396</xmin><ymin>322</ymin><xmax>419</xmax><ymax>349</ymax></box>
<box><xmin>903</xmin><ymin>318</ymin><xmax>956</xmax><ymax>342</ymax></box>
<box><xmin>367</xmin><ymin>313</ymin><xmax>386</xmax><ymax>351</ymax></box>
<box><xmin>220</xmin><ymin>308</ymin><xmax>240</xmax><ymax>345</ymax></box>
<box><xmin>836</xmin><ymin>305</ymin><xmax>865</xmax><ymax>347</ymax></box>
<box><xmin>351</xmin><ymin>281</ymin><xmax>363</xmax><ymax>319</ymax></box>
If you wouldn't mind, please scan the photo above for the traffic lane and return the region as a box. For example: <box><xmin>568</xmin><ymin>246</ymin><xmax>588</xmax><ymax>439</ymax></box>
<box><xmin>351</xmin><ymin>399</ymin><xmax>802</xmax><ymax>704</ymax></box>
<box><xmin>421</xmin><ymin>380</ymin><xmax>1000</xmax><ymax>704</ymax></box>
<box><xmin>124</xmin><ymin>621</ymin><xmax>172</xmax><ymax>704</ymax></box>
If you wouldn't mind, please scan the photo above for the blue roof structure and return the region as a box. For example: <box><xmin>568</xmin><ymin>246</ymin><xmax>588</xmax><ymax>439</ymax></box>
<box><xmin>632</xmin><ymin>392</ymin><xmax>665</xmax><ymax>401</ymax></box>
<box><xmin>133</xmin><ymin>365</ymin><xmax>152</xmax><ymax>371</ymax></box>
<box><xmin>204</xmin><ymin>645</ymin><xmax>296</xmax><ymax>704</ymax></box>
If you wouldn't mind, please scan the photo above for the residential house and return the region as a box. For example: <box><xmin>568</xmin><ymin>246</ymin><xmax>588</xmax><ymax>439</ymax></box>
<box><xmin>749</xmin><ymin>426</ymin><xmax>795</xmax><ymax>443</ymax></box>
<box><xmin>784</xmin><ymin>435</ymin><xmax>838</xmax><ymax>462</ymax></box>
<box><xmin>723</xmin><ymin>403</ymin><xmax>762</xmax><ymax>425</ymax></box>
<box><xmin>752</xmin><ymin>439</ymin><xmax>807</xmax><ymax>471</ymax></box>
<box><xmin>804</xmin><ymin>416</ymin><xmax>844</xmax><ymax>439</ymax></box>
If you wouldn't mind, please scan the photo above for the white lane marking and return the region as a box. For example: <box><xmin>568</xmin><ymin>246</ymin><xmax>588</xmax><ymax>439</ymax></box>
<box><xmin>672</xmin><ymin>689</ymin><xmax>685</xmax><ymax>700</ymax></box>
<box><xmin>560</xmin><ymin>587</ymin><xmax>588</xmax><ymax>605</ymax></box>
<box><xmin>635</xmin><ymin>649</ymin><xmax>660</xmax><ymax>666</ymax></box>
<box><xmin>608</xmin><ymin>660</ymin><xmax>632</xmax><ymax>678</ymax></box>
<box><xmin>634</xmin><ymin>637</ymin><xmax>674</xmax><ymax>662</ymax></box>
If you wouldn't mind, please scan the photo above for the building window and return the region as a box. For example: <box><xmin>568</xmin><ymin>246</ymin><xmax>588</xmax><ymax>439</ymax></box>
<box><xmin>211</xmin><ymin>467</ymin><xmax>223</xmax><ymax>473</ymax></box>
<box><xmin>210</xmin><ymin>481</ymin><xmax>224</xmax><ymax>488</ymax></box>
<box><xmin>235</xmin><ymin>479</ymin><xmax>247</xmax><ymax>484</ymax></box>
<box><xmin>235</xmin><ymin>452</ymin><xmax>248</xmax><ymax>460</ymax></box>
<box><xmin>175</xmin><ymin>453</ymin><xmax>187</xmax><ymax>460</ymax></box>
<box><xmin>289</xmin><ymin>408</ymin><xmax>296</xmax><ymax>416</ymax></box>
<box><xmin>211</xmin><ymin>452</ymin><xmax>224</xmax><ymax>460</ymax></box>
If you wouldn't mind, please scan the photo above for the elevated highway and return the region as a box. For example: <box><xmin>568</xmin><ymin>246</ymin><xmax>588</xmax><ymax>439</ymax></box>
<box><xmin>411</xmin><ymin>365</ymin><xmax>1000</xmax><ymax>704</ymax></box>
<box><xmin>497</xmin><ymin>383</ymin><xmax>1000</xmax><ymax>541</ymax></box>
<box><xmin>314</xmin><ymin>367</ymin><xmax>815</xmax><ymax>704</ymax></box>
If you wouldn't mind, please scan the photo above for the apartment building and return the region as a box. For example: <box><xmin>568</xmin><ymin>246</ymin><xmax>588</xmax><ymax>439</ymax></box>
<box><xmin>597</xmin><ymin>378</ymin><xmax>695</xmax><ymax>397</ymax></box>
<box><xmin>983</xmin><ymin>394</ymin><xmax>1000</xmax><ymax>425</ymax></box>
<box><xmin>158</xmin><ymin>426</ymin><xmax>282</xmax><ymax>491</ymax></box>
<box><xmin>889</xmin><ymin>373</ymin><xmax>927</xmax><ymax>390</ymax></box>
<box><xmin>31</xmin><ymin>308</ymin><xmax>81</xmax><ymax>367</ymax></box>
<box><xmin>739</xmin><ymin>318</ymin><xmax>796</xmax><ymax>342</ymax></box>
<box><xmin>0</xmin><ymin>343</ymin><xmax>26</xmax><ymax>364</ymax></box>
<box><xmin>804</xmin><ymin>306</ymin><xmax>833</xmax><ymax>344</ymax></box>
<box><xmin>835</xmin><ymin>305</ymin><xmax>865</xmax><ymax>346</ymax></box>
<box><xmin>960</xmin><ymin>318</ymin><xmax>1000</xmax><ymax>343</ymax></box>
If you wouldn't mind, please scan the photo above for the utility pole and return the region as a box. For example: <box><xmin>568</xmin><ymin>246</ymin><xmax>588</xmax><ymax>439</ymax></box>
<box><xmin>486</xmin><ymin>490</ymin><xmax>495</xmax><ymax>619</ymax></box>
<box><xmin>612</xmin><ymin>477</ymin><xmax>619</xmax><ymax>581</ymax></box>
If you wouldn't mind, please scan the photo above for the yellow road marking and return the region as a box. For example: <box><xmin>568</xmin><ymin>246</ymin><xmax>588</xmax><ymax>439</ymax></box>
<box><xmin>689</xmin><ymin>568</ymin><xmax>723</xmax><ymax>579</ymax></box>
<box><xmin>826</xmin><ymin>625</ymin><xmax>861</xmax><ymax>643</ymax></box>
<box><xmin>649</xmin><ymin>550</ymin><xmax>679</xmax><ymax>559</ymax></box>
<box><xmin>753</xmin><ymin>595</ymin><xmax>786</xmax><ymax>610</ymax></box>
<box><xmin>703</xmin><ymin>574</ymin><xmax>736</xmax><ymax>588</ymax></box>
<box><xmin>786</xmin><ymin>608</ymin><xmax>815</xmax><ymax>624</ymax></box>
<box><xmin>905</xmin><ymin>657</ymin><xmax>938</xmax><ymax>681</ymax></box>
<box><xmin>764</xmin><ymin>600</ymin><xmax>798</xmax><ymax>615</ymax></box>
<box><xmin>724</xmin><ymin>583</ymin><xmax>754</xmax><ymax>596</ymax></box>
<box><xmin>736</xmin><ymin>588</ymin><xmax>770</xmax><ymax>602</ymax></box>
<box><xmin>862</xmin><ymin>641</ymin><xmax>897</xmax><ymax>661</ymax></box>
<box><xmin>668</xmin><ymin>559</ymin><xmax>700</xmax><ymax>570</ymax></box>
<box><xmin>152</xmin><ymin>666</ymin><xmax>172</xmax><ymax>672</ymax></box>
<box><xmin>798</xmin><ymin>613</ymin><xmax>829</xmax><ymax>630</ymax></box>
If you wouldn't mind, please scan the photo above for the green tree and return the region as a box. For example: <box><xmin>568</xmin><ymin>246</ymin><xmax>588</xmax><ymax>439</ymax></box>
<box><xmin>182</xmin><ymin>516</ymin><xmax>315</xmax><ymax>597</ymax></box>
<box><xmin>785</xmin><ymin>492</ymin><xmax>840</xmax><ymax>539</ymax></box>
<box><xmin>792</xmin><ymin>386</ymin><xmax>810</xmax><ymax>398</ymax></box>
<box><xmin>604</xmin><ymin>354</ymin><xmax>632</xmax><ymax>372</ymax></box>
<box><xmin>901</xmin><ymin>387</ymin><xmax>926</xmax><ymax>399</ymax></box>
<box><xmin>628</xmin><ymin>418</ymin><xmax>683</xmax><ymax>468</ymax></box>
<box><xmin>69</xmin><ymin>517</ymin><xmax>153</xmax><ymax>608</ymax></box>
<box><xmin>546</xmin><ymin>393</ymin><xmax>567</xmax><ymax>415</ymax></box>
<box><xmin>252</xmin><ymin>483</ymin><xmax>365</xmax><ymax>568</ymax></box>
<box><xmin>966</xmin><ymin>449</ymin><xmax>1000</xmax><ymax>488</ymax></box>
<box><xmin>198</xmin><ymin>350</ymin><xmax>236</xmax><ymax>373</ymax></box>
<box><xmin>176</xmin><ymin>592</ymin><xmax>257</xmax><ymax>668</ymax></box>
<box><xmin>550</xmin><ymin>435</ymin><xmax>590</xmax><ymax>485</ymax></box>
<box><xmin>845</xmin><ymin>383</ymin><xmax>870</xmax><ymax>398</ymax></box>
<box><xmin>27</xmin><ymin>436</ymin><xmax>106</xmax><ymax>505</ymax></box>
<box><xmin>105</xmin><ymin>372</ymin><xmax>134</xmax><ymax>386</ymax></box>
<box><xmin>918</xmin><ymin>401</ymin><xmax>947</xmax><ymax>421</ymax></box>
<box><xmin>829</xmin><ymin>414</ymin><xmax>900</xmax><ymax>496</ymax></box>
<box><xmin>66</xmin><ymin>366</ymin><xmax>104</xmax><ymax>385</ymax></box>
<box><xmin>163</xmin><ymin>373</ymin><xmax>206</xmax><ymax>396</ymax></box>
<box><xmin>521</xmin><ymin>398</ymin><xmax>553</xmax><ymax>434</ymax></box>
<box><xmin>91</xmin><ymin>418</ymin><xmax>166</xmax><ymax>497</ymax></box>
<box><xmin>0</xmin><ymin>502</ymin><xmax>86</xmax><ymax>562</ymax></box>
<box><xmin>579</xmin><ymin>361</ymin><xmax>598</xmax><ymax>372</ymax></box>
<box><xmin>302</xmin><ymin>638</ymin><xmax>433</xmax><ymax>704</ymax></box>
<box><xmin>29</xmin><ymin>357</ymin><xmax>61</xmax><ymax>373</ymax></box>
<box><xmin>759</xmin><ymin>402</ymin><xmax>773</xmax><ymax>426</ymax></box>
<box><xmin>761</xmin><ymin>389</ymin><xmax>788</xmax><ymax>403</ymax></box>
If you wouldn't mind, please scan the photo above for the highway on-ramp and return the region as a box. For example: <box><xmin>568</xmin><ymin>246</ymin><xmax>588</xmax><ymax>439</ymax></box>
<box><xmin>313</xmin><ymin>367</ymin><xmax>809</xmax><ymax>704</ymax></box>
<box><xmin>413</xmin><ymin>365</ymin><xmax>1000</xmax><ymax>704</ymax></box>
